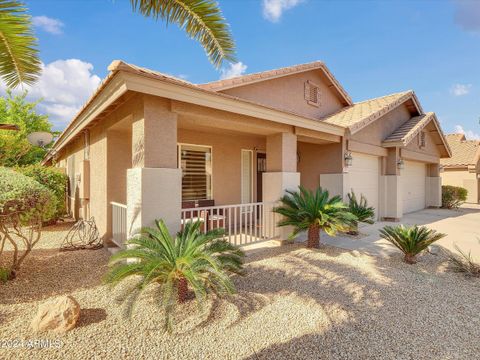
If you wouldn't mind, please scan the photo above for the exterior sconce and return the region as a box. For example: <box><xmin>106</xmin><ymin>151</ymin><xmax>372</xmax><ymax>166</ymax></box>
<box><xmin>344</xmin><ymin>152</ymin><xmax>353</xmax><ymax>167</ymax></box>
<box><xmin>397</xmin><ymin>158</ymin><xmax>405</xmax><ymax>170</ymax></box>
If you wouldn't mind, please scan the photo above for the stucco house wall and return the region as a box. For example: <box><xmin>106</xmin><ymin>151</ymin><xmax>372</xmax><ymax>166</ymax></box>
<box><xmin>441</xmin><ymin>169</ymin><xmax>479</xmax><ymax>203</ymax></box>
<box><xmin>220</xmin><ymin>70</ymin><xmax>346</xmax><ymax>120</ymax></box>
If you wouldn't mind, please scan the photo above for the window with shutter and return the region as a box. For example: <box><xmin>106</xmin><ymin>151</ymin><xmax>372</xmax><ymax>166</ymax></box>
<box><xmin>178</xmin><ymin>144</ymin><xmax>212</xmax><ymax>201</ymax></box>
<box><xmin>304</xmin><ymin>80</ymin><xmax>320</xmax><ymax>107</ymax></box>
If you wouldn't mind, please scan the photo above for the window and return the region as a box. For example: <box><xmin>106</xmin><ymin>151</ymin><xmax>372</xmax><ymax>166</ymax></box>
<box><xmin>304</xmin><ymin>80</ymin><xmax>321</xmax><ymax>107</ymax></box>
<box><xmin>178</xmin><ymin>144</ymin><xmax>212</xmax><ymax>201</ymax></box>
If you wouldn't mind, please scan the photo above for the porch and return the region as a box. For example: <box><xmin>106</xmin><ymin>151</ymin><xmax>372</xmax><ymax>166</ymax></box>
<box><xmin>105</xmin><ymin>94</ymin><xmax>343</xmax><ymax>247</ymax></box>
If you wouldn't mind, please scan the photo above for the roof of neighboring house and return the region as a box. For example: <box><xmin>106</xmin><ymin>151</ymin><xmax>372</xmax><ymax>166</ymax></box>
<box><xmin>199</xmin><ymin>61</ymin><xmax>353</xmax><ymax>106</ymax></box>
<box><xmin>441</xmin><ymin>134</ymin><xmax>480</xmax><ymax>168</ymax></box>
<box><xmin>321</xmin><ymin>91</ymin><xmax>422</xmax><ymax>133</ymax></box>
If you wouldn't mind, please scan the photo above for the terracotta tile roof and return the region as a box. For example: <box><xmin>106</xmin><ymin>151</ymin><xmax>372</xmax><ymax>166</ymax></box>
<box><xmin>199</xmin><ymin>61</ymin><xmax>353</xmax><ymax>105</ymax></box>
<box><xmin>321</xmin><ymin>91</ymin><xmax>420</xmax><ymax>133</ymax></box>
<box><xmin>441</xmin><ymin>134</ymin><xmax>480</xmax><ymax>168</ymax></box>
<box><xmin>383</xmin><ymin>112</ymin><xmax>435</xmax><ymax>145</ymax></box>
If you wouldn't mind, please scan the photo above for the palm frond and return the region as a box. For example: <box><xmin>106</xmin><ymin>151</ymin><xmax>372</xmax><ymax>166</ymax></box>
<box><xmin>0</xmin><ymin>1</ymin><xmax>41</xmax><ymax>88</ymax></box>
<box><xmin>130</xmin><ymin>0</ymin><xmax>236</xmax><ymax>68</ymax></box>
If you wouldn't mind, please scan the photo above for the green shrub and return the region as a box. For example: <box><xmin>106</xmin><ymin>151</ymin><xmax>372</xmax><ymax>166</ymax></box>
<box><xmin>104</xmin><ymin>220</ymin><xmax>245</xmax><ymax>332</ymax></box>
<box><xmin>347</xmin><ymin>191</ymin><xmax>375</xmax><ymax>235</ymax></box>
<box><xmin>0</xmin><ymin>167</ymin><xmax>56</xmax><ymax>279</ymax></box>
<box><xmin>379</xmin><ymin>225</ymin><xmax>446</xmax><ymax>264</ymax></box>
<box><xmin>0</xmin><ymin>167</ymin><xmax>56</xmax><ymax>222</ymax></box>
<box><xmin>16</xmin><ymin>164</ymin><xmax>67</xmax><ymax>221</ymax></box>
<box><xmin>442</xmin><ymin>185</ymin><xmax>467</xmax><ymax>209</ymax></box>
<box><xmin>0</xmin><ymin>267</ymin><xmax>9</xmax><ymax>283</ymax></box>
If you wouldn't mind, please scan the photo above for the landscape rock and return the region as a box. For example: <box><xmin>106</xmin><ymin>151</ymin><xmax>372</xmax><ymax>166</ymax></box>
<box><xmin>30</xmin><ymin>295</ymin><xmax>80</xmax><ymax>333</ymax></box>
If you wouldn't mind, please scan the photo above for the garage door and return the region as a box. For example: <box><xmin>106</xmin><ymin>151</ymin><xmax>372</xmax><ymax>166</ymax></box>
<box><xmin>402</xmin><ymin>161</ymin><xmax>426</xmax><ymax>214</ymax></box>
<box><xmin>348</xmin><ymin>152</ymin><xmax>380</xmax><ymax>219</ymax></box>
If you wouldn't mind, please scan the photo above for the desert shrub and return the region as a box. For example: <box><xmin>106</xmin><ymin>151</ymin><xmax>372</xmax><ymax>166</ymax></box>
<box><xmin>16</xmin><ymin>164</ymin><xmax>67</xmax><ymax>221</ymax></box>
<box><xmin>0</xmin><ymin>167</ymin><xmax>55</xmax><ymax>279</ymax></box>
<box><xmin>447</xmin><ymin>244</ymin><xmax>480</xmax><ymax>277</ymax></box>
<box><xmin>379</xmin><ymin>225</ymin><xmax>446</xmax><ymax>264</ymax></box>
<box><xmin>104</xmin><ymin>219</ymin><xmax>245</xmax><ymax>332</ymax></box>
<box><xmin>347</xmin><ymin>191</ymin><xmax>375</xmax><ymax>235</ymax></box>
<box><xmin>442</xmin><ymin>185</ymin><xmax>467</xmax><ymax>209</ymax></box>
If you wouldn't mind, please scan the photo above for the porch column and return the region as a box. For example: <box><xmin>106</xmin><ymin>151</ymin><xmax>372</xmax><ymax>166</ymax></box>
<box><xmin>263</xmin><ymin>133</ymin><xmax>300</xmax><ymax>240</ymax></box>
<box><xmin>127</xmin><ymin>96</ymin><xmax>181</xmax><ymax>239</ymax></box>
<box><xmin>383</xmin><ymin>147</ymin><xmax>402</xmax><ymax>220</ymax></box>
<box><xmin>426</xmin><ymin>164</ymin><xmax>442</xmax><ymax>207</ymax></box>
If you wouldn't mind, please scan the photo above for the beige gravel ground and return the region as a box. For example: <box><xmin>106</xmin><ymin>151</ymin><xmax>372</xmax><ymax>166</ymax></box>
<box><xmin>0</xmin><ymin>222</ymin><xmax>479</xmax><ymax>360</ymax></box>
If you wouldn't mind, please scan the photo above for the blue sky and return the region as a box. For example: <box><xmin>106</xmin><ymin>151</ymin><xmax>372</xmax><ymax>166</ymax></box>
<box><xmin>22</xmin><ymin>0</ymin><xmax>480</xmax><ymax>138</ymax></box>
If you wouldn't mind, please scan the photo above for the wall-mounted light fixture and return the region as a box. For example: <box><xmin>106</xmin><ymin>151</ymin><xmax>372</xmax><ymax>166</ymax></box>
<box><xmin>397</xmin><ymin>158</ymin><xmax>405</xmax><ymax>170</ymax></box>
<box><xmin>344</xmin><ymin>152</ymin><xmax>353</xmax><ymax>167</ymax></box>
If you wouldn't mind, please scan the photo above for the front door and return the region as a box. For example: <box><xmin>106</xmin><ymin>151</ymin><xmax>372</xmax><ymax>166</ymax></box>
<box><xmin>256</xmin><ymin>153</ymin><xmax>266</xmax><ymax>202</ymax></box>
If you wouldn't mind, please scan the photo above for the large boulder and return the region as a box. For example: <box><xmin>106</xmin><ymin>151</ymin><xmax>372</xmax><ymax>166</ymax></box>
<box><xmin>31</xmin><ymin>295</ymin><xmax>80</xmax><ymax>333</ymax></box>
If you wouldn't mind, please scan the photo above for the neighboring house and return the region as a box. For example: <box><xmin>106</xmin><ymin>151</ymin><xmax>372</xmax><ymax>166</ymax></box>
<box><xmin>441</xmin><ymin>134</ymin><xmax>480</xmax><ymax>203</ymax></box>
<box><xmin>44</xmin><ymin>60</ymin><xmax>451</xmax><ymax>247</ymax></box>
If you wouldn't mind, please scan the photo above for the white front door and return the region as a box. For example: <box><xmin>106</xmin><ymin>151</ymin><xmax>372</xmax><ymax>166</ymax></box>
<box><xmin>348</xmin><ymin>152</ymin><xmax>380</xmax><ymax>219</ymax></box>
<box><xmin>402</xmin><ymin>161</ymin><xmax>426</xmax><ymax>213</ymax></box>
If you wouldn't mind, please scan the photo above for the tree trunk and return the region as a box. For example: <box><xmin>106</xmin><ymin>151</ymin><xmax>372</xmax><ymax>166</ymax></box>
<box><xmin>307</xmin><ymin>224</ymin><xmax>320</xmax><ymax>248</ymax></box>
<box><xmin>404</xmin><ymin>253</ymin><xmax>417</xmax><ymax>264</ymax></box>
<box><xmin>177</xmin><ymin>276</ymin><xmax>188</xmax><ymax>303</ymax></box>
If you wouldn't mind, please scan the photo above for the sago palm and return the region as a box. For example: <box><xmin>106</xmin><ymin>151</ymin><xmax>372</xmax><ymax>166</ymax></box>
<box><xmin>347</xmin><ymin>191</ymin><xmax>375</xmax><ymax>235</ymax></box>
<box><xmin>104</xmin><ymin>219</ymin><xmax>244</xmax><ymax>332</ymax></box>
<box><xmin>379</xmin><ymin>225</ymin><xmax>446</xmax><ymax>264</ymax></box>
<box><xmin>0</xmin><ymin>1</ymin><xmax>41</xmax><ymax>88</ymax></box>
<box><xmin>130</xmin><ymin>0</ymin><xmax>236</xmax><ymax>67</ymax></box>
<box><xmin>274</xmin><ymin>186</ymin><xmax>357</xmax><ymax>249</ymax></box>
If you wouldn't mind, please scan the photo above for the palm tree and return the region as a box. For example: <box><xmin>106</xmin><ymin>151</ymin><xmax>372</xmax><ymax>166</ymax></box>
<box><xmin>130</xmin><ymin>0</ymin><xmax>236</xmax><ymax>68</ymax></box>
<box><xmin>347</xmin><ymin>191</ymin><xmax>375</xmax><ymax>235</ymax></box>
<box><xmin>379</xmin><ymin>225</ymin><xmax>446</xmax><ymax>264</ymax></box>
<box><xmin>0</xmin><ymin>1</ymin><xmax>41</xmax><ymax>88</ymax></box>
<box><xmin>104</xmin><ymin>219</ymin><xmax>244</xmax><ymax>332</ymax></box>
<box><xmin>274</xmin><ymin>186</ymin><xmax>357</xmax><ymax>249</ymax></box>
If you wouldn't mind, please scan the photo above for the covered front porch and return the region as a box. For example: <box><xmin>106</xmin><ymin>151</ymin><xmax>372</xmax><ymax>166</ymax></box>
<box><xmin>105</xmin><ymin>94</ymin><xmax>343</xmax><ymax>248</ymax></box>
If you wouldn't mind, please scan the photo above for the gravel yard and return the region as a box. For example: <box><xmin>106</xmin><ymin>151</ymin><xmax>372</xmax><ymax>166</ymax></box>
<box><xmin>1</xmin><ymin>222</ymin><xmax>479</xmax><ymax>359</ymax></box>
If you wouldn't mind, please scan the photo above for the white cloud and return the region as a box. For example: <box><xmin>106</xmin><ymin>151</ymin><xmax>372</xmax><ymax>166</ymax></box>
<box><xmin>1</xmin><ymin>59</ymin><xmax>101</xmax><ymax>129</ymax></box>
<box><xmin>219</xmin><ymin>62</ymin><xmax>247</xmax><ymax>80</ymax></box>
<box><xmin>454</xmin><ymin>125</ymin><xmax>480</xmax><ymax>140</ymax></box>
<box><xmin>32</xmin><ymin>16</ymin><xmax>64</xmax><ymax>35</ymax></box>
<box><xmin>262</xmin><ymin>0</ymin><xmax>303</xmax><ymax>22</ymax></box>
<box><xmin>450</xmin><ymin>83</ymin><xmax>472</xmax><ymax>96</ymax></box>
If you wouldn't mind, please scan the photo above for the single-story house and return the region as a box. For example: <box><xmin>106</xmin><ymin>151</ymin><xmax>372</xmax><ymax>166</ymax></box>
<box><xmin>441</xmin><ymin>133</ymin><xmax>480</xmax><ymax>203</ymax></box>
<box><xmin>44</xmin><ymin>60</ymin><xmax>451</xmax><ymax>247</ymax></box>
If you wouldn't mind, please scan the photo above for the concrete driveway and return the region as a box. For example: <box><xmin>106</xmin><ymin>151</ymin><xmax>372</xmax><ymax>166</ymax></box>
<box><xmin>321</xmin><ymin>204</ymin><xmax>480</xmax><ymax>258</ymax></box>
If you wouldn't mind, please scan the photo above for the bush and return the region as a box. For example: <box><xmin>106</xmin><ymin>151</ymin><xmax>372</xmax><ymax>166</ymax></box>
<box><xmin>379</xmin><ymin>225</ymin><xmax>446</xmax><ymax>264</ymax></box>
<box><xmin>0</xmin><ymin>167</ymin><xmax>55</xmax><ymax>279</ymax></box>
<box><xmin>347</xmin><ymin>191</ymin><xmax>375</xmax><ymax>235</ymax></box>
<box><xmin>442</xmin><ymin>185</ymin><xmax>467</xmax><ymax>209</ymax></box>
<box><xmin>16</xmin><ymin>164</ymin><xmax>67</xmax><ymax>221</ymax></box>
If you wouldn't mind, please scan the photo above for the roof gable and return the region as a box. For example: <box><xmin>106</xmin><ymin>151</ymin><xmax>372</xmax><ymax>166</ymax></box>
<box><xmin>199</xmin><ymin>61</ymin><xmax>352</xmax><ymax>106</ymax></box>
<box><xmin>322</xmin><ymin>91</ymin><xmax>422</xmax><ymax>133</ymax></box>
<box><xmin>383</xmin><ymin>112</ymin><xmax>451</xmax><ymax>157</ymax></box>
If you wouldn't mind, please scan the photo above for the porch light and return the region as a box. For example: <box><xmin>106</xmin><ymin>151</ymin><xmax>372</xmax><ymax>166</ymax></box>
<box><xmin>397</xmin><ymin>158</ymin><xmax>405</xmax><ymax>170</ymax></box>
<box><xmin>344</xmin><ymin>152</ymin><xmax>353</xmax><ymax>167</ymax></box>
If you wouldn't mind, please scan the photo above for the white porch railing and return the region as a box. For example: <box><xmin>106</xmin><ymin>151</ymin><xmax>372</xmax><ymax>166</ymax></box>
<box><xmin>181</xmin><ymin>202</ymin><xmax>279</xmax><ymax>246</ymax></box>
<box><xmin>111</xmin><ymin>202</ymin><xmax>127</xmax><ymax>247</ymax></box>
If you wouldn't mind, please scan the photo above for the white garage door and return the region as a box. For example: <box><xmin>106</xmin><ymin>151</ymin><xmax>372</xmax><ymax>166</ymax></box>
<box><xmin>402</xmin><ymin>161</ymin><xmax>426</xmax><ymax>214</ymax></box>
<box><xmin>348</xmin><ymin>152</ymin><xmax>380</xmax><ymax>219</ymax></box>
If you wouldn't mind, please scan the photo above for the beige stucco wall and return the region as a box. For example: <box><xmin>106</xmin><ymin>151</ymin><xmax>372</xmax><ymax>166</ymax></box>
<box><xmin>405</xmin><ymin>127</ymin><xmax>441</xmax><ymax>158</ymax></box>
<box><xmin>220</xmin><ymin>70</ymin><xmax>345</xmax><ymax>119</ymax></box>
<box><xmin>297</xmin><ymin>141</ymin><xmax>343</xmax><ymax>191</ymax></box>
<box><xmin>441</xmin><ymin>169</ymin><xmax>479</xmax><ymax>203</ymax></box>
<box><xmin>352</xmin><ymin>104</ymin><xmax>412</xmax><ymax>146</ymax></box>
<box><xmin>178</xmin><ymin>128</ymin><xmax>265</xmax><ymax>205</ymax></box>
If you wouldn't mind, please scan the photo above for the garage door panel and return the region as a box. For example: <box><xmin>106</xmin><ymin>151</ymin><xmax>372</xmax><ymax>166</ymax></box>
<box><xmin>349</xmin><ymin>153</ymin><xmax>379</xmax><ymax>220</ymax></box>
<box><xmin>402</xmin><ymin>161</ymin><xmax>426</xmax><ymax>214</ymax></box>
